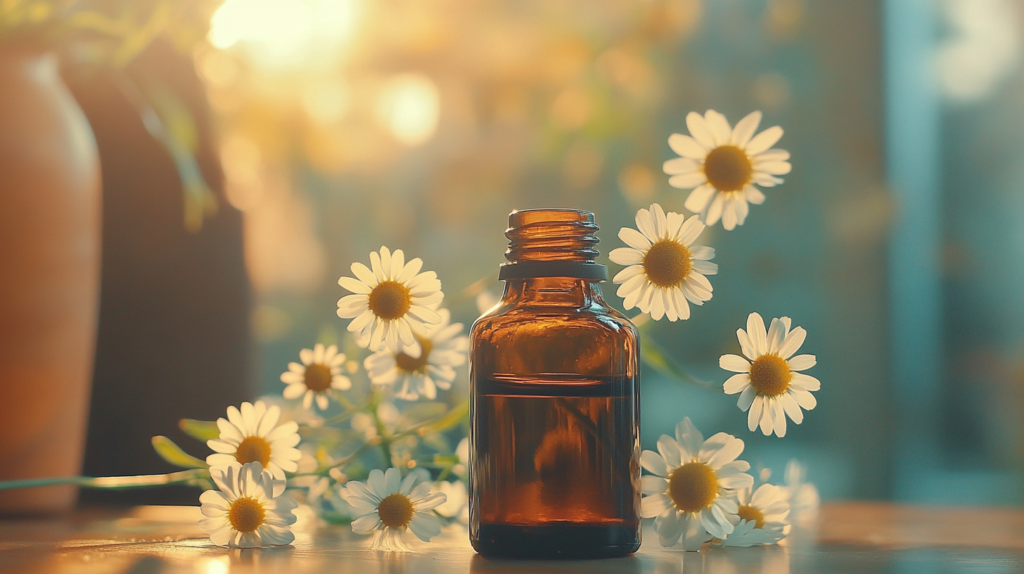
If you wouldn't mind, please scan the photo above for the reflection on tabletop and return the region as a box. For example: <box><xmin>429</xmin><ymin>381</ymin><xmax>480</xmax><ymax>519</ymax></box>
<box><xmin>1</xmin><ymin>503</ymin><xmax>1023</xmax><ymax>573</ymax></box>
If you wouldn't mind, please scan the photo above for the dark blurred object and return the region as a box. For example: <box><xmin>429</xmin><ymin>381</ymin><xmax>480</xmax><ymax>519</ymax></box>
<box><xmin>66</xmin><ymin>39</ymin><xmax>251</xmax><ymax>506</ymax></box>
<box><xmin>0</xmin><ymin>47</ymin><xmax>101</xmax><ymax>514</ymax></box>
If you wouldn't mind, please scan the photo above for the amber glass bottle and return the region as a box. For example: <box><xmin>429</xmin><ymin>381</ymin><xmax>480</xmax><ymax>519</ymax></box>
<box><xmin>469</xmin><ymin>209</ymin><xmax>640</xmax><ymax>558</ymax></box>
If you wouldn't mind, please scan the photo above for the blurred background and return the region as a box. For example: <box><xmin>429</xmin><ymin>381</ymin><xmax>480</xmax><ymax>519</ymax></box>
<box><xmin>8</xmin><ymin>0</ymin><xmax>1023</xmax><ymax>506</ymax></box>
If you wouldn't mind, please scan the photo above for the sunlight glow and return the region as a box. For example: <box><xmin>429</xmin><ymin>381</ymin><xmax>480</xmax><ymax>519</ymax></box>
<box><xmin>209</xmin><ymin>0</ymin><xmax>358</xmax><ymax>67</ymax></box>
<box><xmin>377</xmin><ymin>74</ymin><xmax>441</xmax><ymax>147</ymax></box>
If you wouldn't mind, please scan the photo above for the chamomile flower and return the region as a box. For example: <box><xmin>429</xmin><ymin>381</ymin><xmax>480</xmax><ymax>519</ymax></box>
<box><xmin>664</xmin><ymin>110</ymin><xmax>790</xmax><ymax>230</ymax></box>
<box><xmin>609</xmin><ymin>203</ymin><xmax>717</xmax><ymax>321</ymax></box>
<box><xmin>641</xmin><ymin>417</ymin><xmax>753</xmax><ymax>550</ymax></box>
<box><xmin>280</xmin><ymin>344</ymin><xmax>351</xmax><ymax>410</ymax></box>
<box><xmin>720</xmin><ymin>313</ymin><xmax>820</xmax><ymax>438</ymax></box>
<box><xmin>337</xmin><ymin>246</ymin><xmax>444</xmax><ymax>354</ymax></box>
<box><xmin>207</xmin><ymin>401</ymin><xmax>302</xmax><ymax>480</ymax></box>
<box><xmin>199</xmin><ymin>462</ymin><xmax>298</xmax><ymax>548</ymax></box>
<box><xmin>364</xmin><ymin>309</ymin><xmax>469</xmax><ymax>401</ymax></box>
<box><xmin>722</xmin><ymin>484</ymin><xmax>791</xmax><ymax>547</ymax></box>
<box><xmin>340</xmin><ymin>467</ymin><xmax>447</xmax><ymax>552</ymax></box>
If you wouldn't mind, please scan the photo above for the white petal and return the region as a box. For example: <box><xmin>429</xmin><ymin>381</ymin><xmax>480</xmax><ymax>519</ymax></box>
<box><xmin>704</xmin><ymin>193</ymin><xmax>725</xmax><ymax>226</ymax></box>
<box><xmin>687</xmin><ymin>111</ymin><xmax>716</xmax><ymax>149</ymax></box>
<box><xmin>793</xmin><ymin>389</ymin><xmax>817</xmax><ymax>410</ymax></box>
<box><xmin>704</xmin><ymin>110</ymin><xmax>732</xmax><ymax>146</ymax></box>
<box><xmin>675</xmin><ymin>417</ymin><xmax>703</xmax><ymax>458</ymax></box>
<box><xmin>759</xmin><ymin>400</ymin><xmax>774</xmax><ymax>436</ymax></box>
<box><xmin>745</xmin><ymin>126</ymin><xmax>784</xmax><ymax>155</ymax></box>
<box><xmin>663</xmin><ymin>156</ymin><xmax>702</xmax><ymax>175</ymax></box>
<box><xmin>704</xmin><ymin>434</ymin><xmax>744</xmax><ymax>469</ymax></box>
<box><xmin>719</xmin><ymin>354</ymin><xmax>750</xmax><ymax>373</ymax></box>
<box><xmin>641</xmin><ymin>450</ymin><xmax>670</xmax><ymax>477</ymax></box>
<box><xmin>613</xmin><ymin>265</ymin><xmax>644</xmax><ymax>285</ymax></box>
<box><xmin>676</xmin><ymin>215</ymin><xmax>705</xmax><ymax>246</ymax></box>
<box><xmin>641</xmin><ymin>475</ymin><xmax>668</xmax><ymax>495</ymax></box>
<box><xmin>766</xmin><ymin>317</ymin><xmax>786</xmax><ymax>355</ymax></box>
<box><xmin>351</xmin><ymin>513</ymin><xmax>381</xmax><ymax>534</ymax></box>
<box><xmin>782</xmin><ymin>393</ymin><xmax>804</xmax><ymax>424</ymax></box>
<box><xmin>737</xmin><ymin>385</ymin><xmax>757</xmax><ymax>411</ymax></box>
<box><xmin>619</xmin><ymin>227</ymin><xmax>651</xmax><ymax>250</ymax></box>
<box><xmin>788</xmin><ymin>354</ymin><xmax>816</xmax><ymax>371</ymax></box>
<box><xmin>641</xmin><ymin>493</ymin><xmax>673</xmax><ymax>518</ymax></box>
<box><xmin>723</xmin><ymin>373</ymin><xmax>749</xmax><ymax>395</ymax></box>
<box><xmin>771</xmin><ymin>399</ymin><xmax>787</xmax><ymax>437</ymax></box>
<box><xmin>721</xmin><ymin>198</ymin><xmax>738</xmax><ymax>231</ymax></box>
<box><xmin>351</xmin><ymin>262</ymin><xmax>378</xmax><ymax>287</ymax></box>
<box><xmin>731</xmin><ymin>111</ymin><xmax>762</xmax><ymax>147</ymax></box>
<box><xmin>778</xmin><ymin>327</ymin><xmax>807</xmax><ymax>359</ymax></box>
<box><xmin>635</xmin><ymin>207</ymin><xmax>657</xmax><ymax>242</ymax></box>
<box><xmin>747</xmin><ymin>313</ymin><xmax>767</xmax><ymax>356</ymax></box>
<box><xmin>668</xmin><ymin>171</ymin><xmax>707</xmax><ymax>189</ymax></box>
<box><xmin>668</xmin><ymin>133</ymin><xmax>707</xmax><ymax>159</ymax></box>
<box><xmin>684</xmin><ymin>184</ymin><xmax>716</xmax><ymax>214</ymax></box>
<box><xmin>748</xmin><ymin>396</ymin><xmax>763</xmax><ymax>432</ymax></box>
<box><xmin>756</xmin><ymin>161</ymin><xmax>791</xmax><ymax>175</ymax></box>
<box><xmin>657</xmin><ymin>435</ymin><xmax>682</xmax><ymax>468</ymax></box>
<box><xmin>338</xmin><ymin>276</ymin><xmax>372</xmax><ymax>294</ymax></box>
<box><xmin>656</xmin><ymin>508</ymin><xmax>685</xmax><ymax>547</ymax></box>
<box><xmin>609</xmin><ymin>247</ymin><xmax>644</xmax><ymax>266</ymax></box>
<box><xmin>409</xmin><ymin>512</ymin><xmax>442</xmax><ymax>541</ymax></box>
<box><xmin>790</xmin><ymin>373</ymin><xmax>820</xmax><ymax>392</ymax></box>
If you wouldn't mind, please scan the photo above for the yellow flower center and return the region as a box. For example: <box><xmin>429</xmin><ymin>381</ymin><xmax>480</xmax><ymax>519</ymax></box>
<box><xmin>368</xmin><ymin>280</ymin><xmax>412</xmax><ymax>321</ymax></box>
<box><xmin>704</xmin><ymin>145</ymin><xmax>753</xmax><ymax>192</ymax></box>
<box><xmin>642</xmin><ymin>240</ymin><xmax>692</xmax><ymax>288</ymax></box>
<box><xmin>737</xmin><ymin>504</ymin><xmax>765</xmax><ymax>529</ymax></box>
<box><xmin>394</xmin><ymin>337</ymin><xmax>433</xmax><ymax>374</ymax></box>
<box><xmin>749</xmin><ymin>354</ymin><xmax>792</xmax><ymax>397</ymax></box>
<box><xmin>668</xmin><ymin>462</ymin><xmax>718</xmax><ymax>512</ymax></box>
<box><xmin>304</xmin><ymin>363</ymin><xmax>333</xmax><ymax>392</ymax></box>
<box><xmin>377</xmin><ymin>493</ymin><xmax>414</xmax><ymax>528</ymax></box>
<box><xmin>235</xmin><ymin>436</ymin><xmax>272</xmax><ymax>467</ymax></box>
<box><xmin>228</xmin><ymin>496</ymin><xmax>266</xmax><ymax>533</ymax></box>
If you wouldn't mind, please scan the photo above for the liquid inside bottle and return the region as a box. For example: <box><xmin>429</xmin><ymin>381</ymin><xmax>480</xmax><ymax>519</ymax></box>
<box><xmin>469</xmin><ymin>209</ymin><xmax>640</xmax><ymax>558</ymax></box>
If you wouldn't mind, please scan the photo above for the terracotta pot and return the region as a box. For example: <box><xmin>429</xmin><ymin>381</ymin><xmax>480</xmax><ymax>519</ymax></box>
<box><xmin>0</xmin><ymin>47</ymin><xmax>101</xmax><ymax>513</ymax></box>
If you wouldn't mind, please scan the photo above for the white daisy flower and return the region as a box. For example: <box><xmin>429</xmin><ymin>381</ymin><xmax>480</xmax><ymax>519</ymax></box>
<box><xmin>340</xmin><ymin>467</ymin><xmax>447</xmax><ymax>552</ymax></box>
<box><xmin>781</xmin><ymin>459</ymin><xmax>820</xmax><ymax>527</ymax></box>
<box><xmin>280</xmin><ymin>343</ymin><xmax>352</xmax><ymax>410</ymax></box>
<box><xmin>207</xmin><ymin>401</ymin><xmax>303</xmax><ymax>480</ymax></box>
<box><xmin>199</xmin><ymin>462</ymin><xmax>298</xmax><ymax>548</ymax></box>
<box><xmin>364</xmin><ymin>309</ymin><xmax>469</xmax><ymax>401</ymax></box>
<box><xmin>337</xmin><ymin>246</ymin><xmax>444</xmax><ymax>354</ymax></box>
<box><xmin>609</xmin><ymin>203</ymin><xmax>717</xmax><ymax>321</ymax></box>
<box><xmin>720</xmin><ymin>313</ymin><xmax>820</xmax><ymax>438</ymax></box>
<box><xmin>640</xmin><ymin>417</ymin><xmax>754</xmax><ymax>550</ymax></box>
<box><xmin>663</xmin><ymin>110</ymin><xmax>790</xmax><ymax>230</ymax></box>
<box><xmin>723</xmin><ymin>484</ymin><xmax>791</xmax><ymax>547</ymax></box>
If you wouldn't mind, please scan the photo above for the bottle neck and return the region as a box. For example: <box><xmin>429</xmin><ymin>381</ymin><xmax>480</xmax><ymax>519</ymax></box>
<box><xmin>501</xmin><ymin>277</ymin><xmax>605</xmax><ymax>307</ymax></box>
<box><xmin>498</xmin><ymin>208</ymin><xmax>607</xmax><ymax>281</ymax></box>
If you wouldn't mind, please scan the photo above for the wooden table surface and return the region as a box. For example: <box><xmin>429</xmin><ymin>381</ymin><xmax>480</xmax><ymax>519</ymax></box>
<box><xmin>1</xmin><ymin>503</ymin><xmax>1023</xmax><ymax>573</ymax></box>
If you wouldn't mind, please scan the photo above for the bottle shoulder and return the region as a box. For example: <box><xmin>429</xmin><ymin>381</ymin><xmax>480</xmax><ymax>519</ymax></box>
<box><xmin>470</xmin><ymin>301</ymin><xmax>638</xmax><ymax>340</ymax></box>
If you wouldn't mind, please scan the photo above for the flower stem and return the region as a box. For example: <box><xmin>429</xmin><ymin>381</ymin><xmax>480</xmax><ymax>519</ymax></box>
<box><xmin>369</xmin><ymin>390</ymin><xmax>395</xmax><ymax>467</ymax></box>
<box><xmin>636</xmin><ymin>320</ymin><xmax>717</xmax><ymax>390</ymax></box>
<box><xmin>0</xmin><ymin>469</ymin><xmax>208</xmax><ymax>491</ymax></box>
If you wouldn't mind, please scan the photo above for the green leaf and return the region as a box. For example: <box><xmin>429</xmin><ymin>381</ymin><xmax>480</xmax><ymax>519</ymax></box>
<box><xmin>641</xmin><ymin>337</ymin><xmax>716</xmax><ymax>390</ymax></box>
<box><xmin>423</xmin><ymin>400</ymin><xmax>469</xmax><ymax>433</ymax></box>
<box><xmin>152</xmin><ymin>436</ymin><xmax>209</xmax><ymax>469</ymax></box>
<box><xmin>179</xmin><ymin>419</ymin><xmax>220</xmax><ymax>442</ymax></box>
